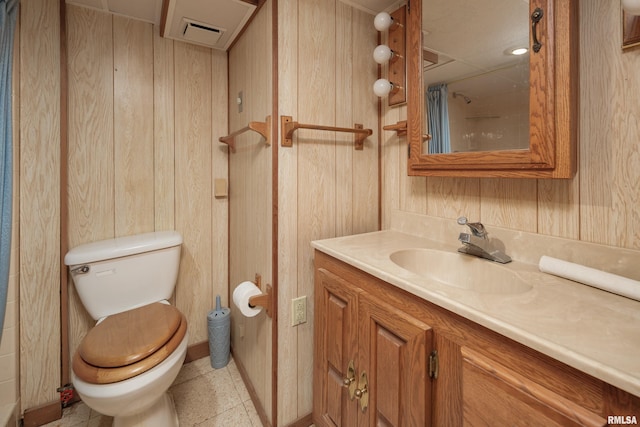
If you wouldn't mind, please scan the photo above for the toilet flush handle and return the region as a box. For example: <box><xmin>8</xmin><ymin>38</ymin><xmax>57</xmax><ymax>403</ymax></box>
<box><xmin>70</xmin><ymin>265</ymin><xmax>90</xmax><ymax>274</ymax></box>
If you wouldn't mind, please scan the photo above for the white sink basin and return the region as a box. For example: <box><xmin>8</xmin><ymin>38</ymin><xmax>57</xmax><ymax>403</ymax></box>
<box><xmin>390</xmin><ymin>248</ymin><xmax>533</xmax><ymax>294</ymax></box>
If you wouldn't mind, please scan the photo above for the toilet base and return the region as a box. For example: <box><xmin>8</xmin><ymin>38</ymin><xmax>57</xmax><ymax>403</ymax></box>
<box><xmin>113</xmin><ymin>392</ymin><xmax>178</xmax><ymax>427</ymax></box>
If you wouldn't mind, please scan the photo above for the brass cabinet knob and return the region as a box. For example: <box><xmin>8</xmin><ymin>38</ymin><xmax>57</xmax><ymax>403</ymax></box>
<box><xmin>344</xmin><ymin>360</ymin><xmax>357</xmax><ymax>400</ymax></box>
<box><xmin>355</xmin><ymin>371</ymin><xmax>369</xmax><ymax>412</ymax></box>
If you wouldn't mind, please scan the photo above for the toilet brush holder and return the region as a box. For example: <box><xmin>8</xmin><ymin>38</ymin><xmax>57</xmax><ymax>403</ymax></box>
<box><xmin>207</xmin><ymin>295</ymin><xmax>230</xmax><ymax>369</ymax></box>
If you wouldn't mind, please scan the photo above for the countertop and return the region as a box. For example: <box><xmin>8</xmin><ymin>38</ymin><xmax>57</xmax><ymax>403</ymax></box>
<box><xmin>311</xmin><ymin>229</ymin><xmax>640</xmax><ymax>397</ymax></box>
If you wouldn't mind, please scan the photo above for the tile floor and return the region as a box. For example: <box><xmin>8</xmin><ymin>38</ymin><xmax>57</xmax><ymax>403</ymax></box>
<box><xmin>42</xmin><ymin>356</ymin><xmax>262</xmax><ymax>426</ymax></box>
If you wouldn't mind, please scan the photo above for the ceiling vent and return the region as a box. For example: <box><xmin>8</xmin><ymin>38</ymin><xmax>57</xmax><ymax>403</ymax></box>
<box><xmin>162</xmin><ymin>0</ymin><xmax>257</xmax><ymax>50</ymax></box>
<box><xmin>182</xmin><ymin>18</ymin><xmax>225</xmax><ymax>47</ymax></box>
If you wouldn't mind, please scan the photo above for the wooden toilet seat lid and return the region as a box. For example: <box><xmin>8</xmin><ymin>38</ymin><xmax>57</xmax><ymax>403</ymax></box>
<box><xmin>73</xmin><ymin>304</ymin><xmax>187</xmax><ymax>384</ymax></box>
<box><xmin>79</xmin><ymin>302</ymin><xmax>182</xmax><ymax>368</ymax></box>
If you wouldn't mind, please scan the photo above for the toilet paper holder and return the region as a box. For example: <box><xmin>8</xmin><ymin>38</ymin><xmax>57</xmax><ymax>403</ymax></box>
<box><xmin>248</xmin><ymin>274</ymin><xmax>273</xmax><ymax>318</ymax></box>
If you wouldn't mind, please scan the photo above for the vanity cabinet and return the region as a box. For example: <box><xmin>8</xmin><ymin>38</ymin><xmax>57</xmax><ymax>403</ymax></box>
<box><xmin>313</xmin><ymin>251</ymin><xmax>640</xmax><ymax>426</ymax></box>
<box><xmin>314</xmin><ymin>263</ymin><xmax>433</xmax><ymax>426</ymax></box>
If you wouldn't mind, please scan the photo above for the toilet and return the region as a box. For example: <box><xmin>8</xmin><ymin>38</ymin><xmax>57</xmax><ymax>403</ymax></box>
<box><xmin>64</xmin><ymin>231</ymin><xmax>188</xmax><ymax>427</ymax></box>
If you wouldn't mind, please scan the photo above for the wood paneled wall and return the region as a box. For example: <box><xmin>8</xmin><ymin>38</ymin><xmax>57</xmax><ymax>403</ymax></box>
<box><xmin>66</xmin><ymin>4</ymin><xmax>229</xmax><ymax>361</ymax></box>
<box><xmin>228</xmin><ymin>1</ymin><xmax>274</xmax><ymax>423</ymax></box>
<box><xmin>276</xmin><ymin>0</ymin><xmax>379</xmax><ymax>424</ymax></box>
<box><xmin>18</xmin><ymin>0</ymin><xmax>62</xmax><ymax>411</ymax></box>
<box><xmin>383</xmin><ymin>0</ymin><xmax>640</xmax><ymax>252</ymax></box>
<box><xmin>18</xmin><ymin>3</ymin><xmax>229</xmax><ymax>412</ymax></box>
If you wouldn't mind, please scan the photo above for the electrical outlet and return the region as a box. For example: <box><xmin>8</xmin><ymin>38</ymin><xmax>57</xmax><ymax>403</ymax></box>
<box><xmin>292</xmin><ymin>296</ymin><xmax>307</xmax><ymax>326</ymax></box>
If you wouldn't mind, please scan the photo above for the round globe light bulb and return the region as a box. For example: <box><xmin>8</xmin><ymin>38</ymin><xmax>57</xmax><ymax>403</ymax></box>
<box><xmin>373</xmin><ymin>44</ymin><xmax>393</xmax><ymax>64</ymax></box>
<box><xmin>373</xmin><ymin>79</ymin><xmax>393</xmax><ymax>97</ymax></box>
<box><xmin>374</xmin><ymin>12</ymin><xmax>393</xmax><ymax>31</ymax></box>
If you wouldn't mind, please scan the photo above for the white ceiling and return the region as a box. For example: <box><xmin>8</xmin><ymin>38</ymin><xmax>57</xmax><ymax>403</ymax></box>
<box><xmin>66</xmin><ymin>0</ymin><xmax>164</xmax><ymax>24</ymax></box>
<box><xmin>65</xmin><ymin>0</ymin><xmax>399</xmax><ymax>49</ymax></box>
<box><xmin>65</xmin><ymin>0</ymin><xmax>257</xmax><ymax>50</ymax></box>
<box><xmin>340</xmin><ymin>0</ymin><xmax>404</xmax><ymax>14</ymax></box>
<box><xmin>64</xmin><ymin>0</ymin><xmax>401</xmax><ymax>26</ymax></box>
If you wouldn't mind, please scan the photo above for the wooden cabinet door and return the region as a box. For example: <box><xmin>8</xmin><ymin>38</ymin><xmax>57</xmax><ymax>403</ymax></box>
<box><xmin>314</xmin><ymin>268</ymin><xmax>361</xmax><ymax>426</ymax></box>
<box><xmin>460</xmin><ymin>347</ymin><xmax>606</xmax><ymax>427</ymax></box>
<box><xmin>357</xmin><ymin>292</ymin><xmax>433</xmax><ymax>427</ymax></box>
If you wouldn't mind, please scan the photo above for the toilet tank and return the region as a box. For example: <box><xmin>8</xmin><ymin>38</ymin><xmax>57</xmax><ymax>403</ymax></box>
<box><xmin>64</xmin><ymin>231</ymin><xmax>183</xmax><ymax>320</ymax></box>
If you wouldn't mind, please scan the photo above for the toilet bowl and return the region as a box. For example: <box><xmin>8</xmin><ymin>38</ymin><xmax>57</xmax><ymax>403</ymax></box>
<box><xmin>72</xmin><ymin>333</ymin><xmax>188</xmax><ymax>427</ymax></box>
<box><xmin>65</xmin><ymin>232</ymin><xmax>187</xmax><ymax>426</ymax></box>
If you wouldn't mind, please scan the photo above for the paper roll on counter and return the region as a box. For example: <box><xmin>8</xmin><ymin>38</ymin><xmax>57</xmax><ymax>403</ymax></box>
<box><xmin>233</xmin><ymin>281</ymin><xmax>263</xmax><ymax>317</ymax></box>
<box><xmin>538</xmin><ymin>256</ymin><xmax>640</xmax><ymax>302</ymax></box>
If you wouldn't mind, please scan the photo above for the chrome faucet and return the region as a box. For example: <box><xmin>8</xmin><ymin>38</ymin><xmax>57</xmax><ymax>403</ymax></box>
<box><xmin>457</xmin><ymin>217</ymin><xmax>511</xmax><ymax>264</ymax></box>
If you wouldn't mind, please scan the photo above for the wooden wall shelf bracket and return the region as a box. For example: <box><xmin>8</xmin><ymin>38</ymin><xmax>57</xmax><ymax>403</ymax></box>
<box><xmin>280</xmin><ymin>115</ymin><xmax>373</xmax><ymax>150</ymax></box>
<box><xmin>219</xmin><ymin>115</ymin><xmax>271</xmax><ymax>153</ymax></box>
<box><xmin>383</xmin><ymin>120</ymin><xmax>407</xmax><ymax>136</ymax></box>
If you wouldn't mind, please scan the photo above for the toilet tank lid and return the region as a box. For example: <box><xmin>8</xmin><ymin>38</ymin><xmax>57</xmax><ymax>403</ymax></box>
<box><xmin>64</xmin><ymin>231</ymin><xmax>183</xmax><ymax>265</ymax></box>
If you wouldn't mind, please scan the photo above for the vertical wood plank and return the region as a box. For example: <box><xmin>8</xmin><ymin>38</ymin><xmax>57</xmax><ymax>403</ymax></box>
<box><xmin>297</xmin><ymin>0</ymin><xmax>337</xmax><ymax>415</ymax></box>
<box><xmin>277</xmin><ymin>0</ymin><xmax>300</xmax><ymax>422</ymax></box>
<box><xmin>174</xmin><ymin>41</ymin><xmax>213</xmax><ymax>343</ymax></box>
<box><xmin>153</xmin><ymin>27</ymin><xmax>176</xmax><ymax>232</ymax></box>
<box><xmin>113</xmin><ymin>17</ymin><xmax>154</xmax><ymax>236</ymax></box>
<box><xmin>335</xmin><ymin>2</ymin><xmax>354</xmax><ymax>238</ymax></box>
<box><xmin>210</xmin><ymin>48</ymin><xmax>229</xmax><ymax>323</ymax></box>
<box><xmin>250</xmin><ymin>5</ymin><xmax>274</xmax><ymax>417</ymax></box>
<box><xmin>67</xmin><ymin>7</ymin><xmax>115</xmax><ymax>246</ymax></box>
<box><xmin>19</xmin><ymin>0</ymin><xmax>61</xmax><ymax>409</ymax></box>
<box><xmin>66</xmin><ymin>5</ymin><xmax>114</xmax><ymax>360</ymax></box>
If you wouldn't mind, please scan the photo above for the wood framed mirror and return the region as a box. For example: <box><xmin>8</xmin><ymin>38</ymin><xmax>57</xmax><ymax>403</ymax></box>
<box><xmin>406</xmin><ymin>0</ymin><xmax>578</xmax><ymax>178</ymax></box>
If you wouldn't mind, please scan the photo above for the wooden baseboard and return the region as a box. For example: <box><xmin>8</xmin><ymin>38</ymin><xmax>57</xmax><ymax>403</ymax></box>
<box><xmin>22</xmin><ymin>400</ymin><xmax>62</xmax><ymax>427</ymax></box>
<box><xmin>285</xmin><ymin>413</ymin><xmax>313</xmax><ymax>427</ymax></box>
<box><xmin>185</xmin><ymin>340</ymin><xmax>210</xmax><ymax>363</ymax></box>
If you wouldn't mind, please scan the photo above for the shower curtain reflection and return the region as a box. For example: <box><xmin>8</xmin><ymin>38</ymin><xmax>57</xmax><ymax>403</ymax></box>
<box><xmin>426</xmin><ymin>83</ymin><xmax>451</xmax><ymax>154</ymax></box>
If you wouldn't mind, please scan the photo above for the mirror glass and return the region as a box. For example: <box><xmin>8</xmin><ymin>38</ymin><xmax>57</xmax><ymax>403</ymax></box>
<box><xmin>421</xmin><ymin>0</ymin><xmax>530</xmax><ymax>155</ymax></box>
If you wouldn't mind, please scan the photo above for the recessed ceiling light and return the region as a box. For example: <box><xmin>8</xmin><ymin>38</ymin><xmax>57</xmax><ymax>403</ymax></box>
<box><xmin>511</xmin><ymin>47</ymin><xmax>529</xmax><ymax>56</ymax></box>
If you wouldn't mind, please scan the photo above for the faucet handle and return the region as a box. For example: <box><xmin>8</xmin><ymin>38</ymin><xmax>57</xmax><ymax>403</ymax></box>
<box><xmin>456</xmin><ymin>216</ymin><xmax>469</xmax><ymax>226</ymax></box>
<box><xmin>457</xmin><ymin>216</ymin><xmax>488</xmax><ymax>238</ymax></box>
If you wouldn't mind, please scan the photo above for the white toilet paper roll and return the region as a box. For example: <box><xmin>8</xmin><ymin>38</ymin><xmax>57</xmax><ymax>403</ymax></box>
<box><xmin>233</xmin><ymin>281</ymin><xmax>263</xmax><ymax>317</ymax></box>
